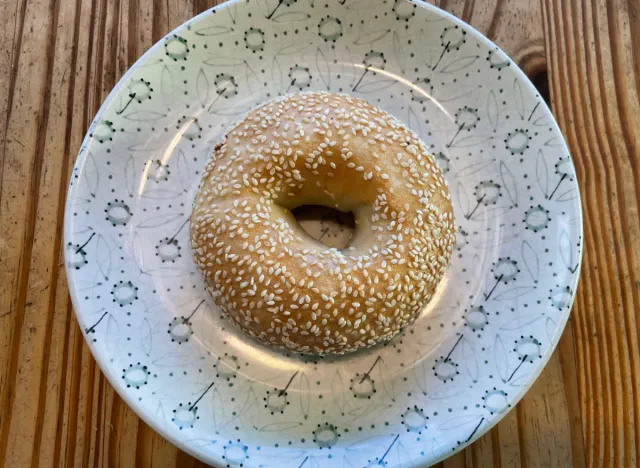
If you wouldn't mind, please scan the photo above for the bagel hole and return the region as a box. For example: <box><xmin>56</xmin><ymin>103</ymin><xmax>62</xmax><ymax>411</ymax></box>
<box><xmin>290</xmin><ymin>205</ymin><xmax>356</xmax><ymax>249</ymax></box>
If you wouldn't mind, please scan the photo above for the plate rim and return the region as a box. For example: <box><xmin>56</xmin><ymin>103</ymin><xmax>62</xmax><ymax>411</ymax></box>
<box><xmin>63</xmin><ymin>0</ymin><xmax>584</xmax><ymax>466</ymax></box>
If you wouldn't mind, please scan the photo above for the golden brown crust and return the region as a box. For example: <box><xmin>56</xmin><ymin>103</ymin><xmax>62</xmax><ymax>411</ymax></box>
<box><xmin>190</xmin><ymin>92</ymin><xmax>455</xmax><ymax>354</ymax></box>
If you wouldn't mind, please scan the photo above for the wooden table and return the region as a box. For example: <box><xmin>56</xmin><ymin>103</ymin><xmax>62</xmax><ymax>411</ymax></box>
<box><xmin>0</xmin><ymin>0</ymin><xmax>638</xmax><ymax>466</ymax></box>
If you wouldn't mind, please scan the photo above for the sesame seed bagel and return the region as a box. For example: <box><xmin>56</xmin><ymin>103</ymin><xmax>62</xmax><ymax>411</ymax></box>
<box><xmin>190</xmin><ymin>91</ymin><xmax>455</xmax><ymax>355</ymax></box>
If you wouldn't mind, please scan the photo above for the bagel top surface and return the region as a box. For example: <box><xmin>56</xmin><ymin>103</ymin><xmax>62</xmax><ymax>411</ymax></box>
<box><xmin>190</xmin><ymin>91</ymin><xmax>455</xmax><ymax>355</ymax></box>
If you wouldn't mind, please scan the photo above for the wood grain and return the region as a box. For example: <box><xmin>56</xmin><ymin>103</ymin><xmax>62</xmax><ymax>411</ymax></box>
<box><xmin>541</xmin><ymin>0</ymin><xmax>640</xmax><ymax>465</ymax></box>
<box><xmin>0</xmin><ymin>0</ymin><xmax>636</xmax><ymax>466</ymax></box>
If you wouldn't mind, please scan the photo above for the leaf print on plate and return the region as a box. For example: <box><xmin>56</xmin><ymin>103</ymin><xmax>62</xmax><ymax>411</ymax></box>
<box><xmin>455</xmin><ymin>181</ymin><xmax>471</xmax><ymax>216</ymax></box>
<box><xmin>353</xmin><ymin>28</ymin><xmax>391</xmax><ymax>46</ymax></box>
<box><xmin>193</xmin><ymin>25</ymin><xmax>234</xmax><ymax>36</ymax></box>
<box><xmin>257</xmin><ymin>421</ymin><xmax>304</xmax><ymax>432</ymax></box>
<box><xmin>486</xmin><ymin>89</ymin><xmax>500</xmax><ymax>132</ymax></box>
<box><xmin>521</xmin><ymin>240</ymin><xmax>539</xmax><ymax>282</ymax></box>
<box><xmin>344</xmin><ymin>403</ymin><xmax>374</xmax><ymax>420</ymax></box>
<box><xmin>249</xmin><ymin>448</ymin><xmax>308</xmax><ymax>465</ymax></box>
<box><xmin>513</xmin><ymin>77</ymin><xmax>525</xmax><ymax>120</ymax></box>
<box><xmin>498</xmin><ymin>313</ymin><xmax>543</xmax><ymax>331</ymax></box>
<box><xmin>531</xmin><ymin>112</ymin><xmax>552</xmax><ymax>127</ymax></box>
<box><xmin>238</xmin><ymin>387</ymin><xmax>261</xmax><ymax>430</ymax></box>
<box><xmin>140</xmin><ymin>188</ymin><xmax>184</xmax><ymax>200</ymax></box>
<box><xmin>137</xmin><ymin>58</ymin><xmax>164</xmax><ymax>69</ymax></box>
<box><xmin>471</xmin><ymin>204</ymin><xmax>513</xmax><ymax>222</ymax></box>
<box><xmin>128</xmin><ymin>231</ymin><xmax>147</xmax><ymax>273</ymax></box>
<box><xmin>555</xmin><ymin>188</ymin><xmax>579</xmax><ymax>202</ymax></box>
<box><xmin>73</xmin><ymin>279</ymin><xmax>104</xmax><ymax>293</ymax></box>
<box><xmin>152</xmin><ymin>353</ymin><xmax>206</xmax><ymax>367</ymax></box>
<box><xmin>439</xmin><ymin>54</ymin><xmax>480</xmax><ymax>74</ymax></box>
<box><xmin>460</xmin><ymin>337</ymin><xmax>479</xmax><ymax>383</ymax></box>
<box><xmin>492</xmin><ymin>286</ymin><xmax>537</xmax><ymax>301</ymax></box>
<box><xmin>392</xmin><ymin>31</ymin><xmax>405</xmax><ymax>73</ymax></box>
<box><xmin>127</xmin><ymin>138</ymin><xmax>167</xmax><ymax>153</ymax></box>
<box><xmin>535</xmin><ymin>148</ymin><xmax>550</xmax><ymax>198</ymax></box>
<box><xmin>430</xmin><ymin>437</ymin><xmax>444</xmax><ymax>457</ymax></box>
<box><xmin>438</xmin><ymin>83</ymin><xmax>484</xmax><ymax>103</ymax></box>
<box><xmin>270</xmin><ymin>11</ymin><xmax>312</xmax><ymax>23</ymax></box>
<box><xmin>211</xmin><ymin>387</ymin><xmax>232</xmax><ymax>434</ymax></box>
<box><xmin>407</xmin><ymin>106</ymin><xmax>422</xmax><ymax>135</ymax></box>
<box><xmin>331</xmin><ymin>370</ymin><xmax>347</xmax><ymax>415</ymax></box>
<box><xmin>277</xmin><ymin>42</ymin><xmax>312</xmax><ymax>56</ymax></box>
<box><xmin>298</xmin><ymin>372</ymin><xmax>311</xmax><ymax>420</ymax></box>
<box><xmin>196</xmin><ymin>68</ymin><xmax>210</xmax><ymax>108</ymax></box>
<box><xmin>203</xmin><ymin>56</ymin><xmax>245</xmax><ymax>67</ymax></box>
<box><xmin>154</xmin><ymin>402</ymin><xmax>168</xmax><ymax>431</ymax></box>
<box><xmin>122</xmin><ymin>111</ymin><xmax>168</xmax><ymax>122</ymax></box>
<box><xmin>448</xmin><ymin>134</ymin><xmax>493</xmax><ymax>149</ymax></box>
<box><xmin>346</xmin><ymin>434</ymin><xmax>398</xmax><ymax>453</ymax></box>
<box><xmin>499</xmin><ymin>161</ymin><xmax>518</xmax><ymax>207</ymax></box>
<box><xmin>354</xmin><ymin>78</ymin><xmax>398</xmax><ymax>94</ymax></box>
<box><xmin>160</xmin><ymin>66</ymin><xmax>176</xmax><ymax>105</ymax></box>
<box><xmin>124</xmin><ymin>155</ymin><xmax>136</xmax><ymax>197</ymax></box>
<box><xmin>389</xmin><ymin>440</ymin><xmax>412</xmax><ymax>467</ymax></box>
<box><xmin>184</xmin><ymin>438</ymin><xmax>218</xmax><ymax>448</ymax></box>
<box><xmin>559</xmin><ymin>229</ymin><xmax>577</xmax><ymax>272</ymax></box>
<box><xmin>95</xmin><ymin>234</ymin><xmax>113</xmax><ymax>281</ymax></box>
<box><xmin>365</xmin><ymin>435</ymin><xmax>405</xmax><ymax>467</ymax></box>
<box><xmin>142</xmin><ymin>267</ymin><xmax>196</xmax><ymax>278</ymax></box>
<box><xmin>493</xmin><ymin>334</ymin><xmax>509</xmax><ymax>383</ymax></box>
<box><xmin>83</xmin><ymin>152</ymin><xmax>100</xmax><ymax>197</ymax></box>
<box><xmin>136</xmin><ymin>212</ymin><xmax>184</xmax><ymax>229</ymax></box>
<box><xmin>428</xmin><ymin>382</ymin><xmax>468</xmax><ymax>400</ymax></box>
<box><xmin>244</xmin><ymin>61</ymin><xmax>263</xmax><ymax>103</ymax></box>
<box><xmin>315</xmin><ymin>47</ymin><xmax>331</xmax><ymax>90</ymax></box>
<box><xmin>544</xmin><ymin>135</ymin><xmax>564</xmax><ymax>147</ymax></box>
<box><xmin>412</xmin><ymin>351</ymin><xmax>428</xmax><ymax>395</ymax></box>
<box><xmin>209</xmin><ymin>103</ymin><xmax>255</xmax><ymax>116</ymax></box>
<box><xmin>507</xmin><ymin>373</ymin><xmax>531</xmax><ymax>388</ymax></box>
<box><xmin>342</xmin><ymin>45</ymin><xmax>358</xmax><ymax>88</ymax></box>
<box><xmin>271</xmin><ymin>55</ymin><xmax>285</xmax><ymax>94</ymax></box>
<box><xmin>345</xmin><ymin>0</ymin><xmax>382</xmax><ymax>11</ymax></box>
<box><xmin>175</xmin><ymin>149</ymin><xmax>192</xmax><ymax>193</ymax></box>
<box><xmin>226</xmin><ymin>0</ymin><xmax>237</xmax><ymax>23</ymax></box>
<box><xmin>454</xmin><ymin>159</ymin><xmax>496</xmax><ymax>178</ymax></box>
<box><xmin>105</xmin><ymin>314</ymin><xmax>120</xmax><ymax>362</ymax></box>
<box><xmin>341</xmin><ymin>454</ymin><xmax>357</xmax><ymax>468</ymax></box>
<box><xmin>140</xmin><ymin>317</ymin><xmax>153</xmax><ymax>356</ymax></box>
<box><xmin>436</xmin><ymin>414</ymin><xmax>484</xmax><ymax>432</ymax></box>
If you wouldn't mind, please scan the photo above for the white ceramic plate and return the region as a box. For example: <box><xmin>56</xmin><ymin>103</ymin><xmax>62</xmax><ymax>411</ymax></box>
<box><xmin>64</xmin><ymin>1</ymin><xmax>583</xmax><ymax>466</ymax></box>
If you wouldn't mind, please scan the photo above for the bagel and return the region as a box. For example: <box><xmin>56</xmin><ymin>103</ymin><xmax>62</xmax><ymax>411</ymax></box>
<box><xmin>190</xmin><ymin>91</ymin><xmax>455</xmax><ymax>354</ymax></box>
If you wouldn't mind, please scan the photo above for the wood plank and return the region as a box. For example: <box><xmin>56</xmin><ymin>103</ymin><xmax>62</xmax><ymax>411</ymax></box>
<box><xmin>22</xmin><ymin>0</ymin><xmax>82</xmax><ymax>464</ymax></box>
<box><xmin>541</xmin><ymin>0</ymin><xmax>640</xmax><ymax>466</ymax></box>
<box><xmin>56</xmin><ymin>0</ymin><xmax>102</xmax><ymax>464</ymax></box>
<box><xmin>495</xmin><ymin>409</ymin><xmax>524</xmax><ymax>467</ymax></box>
<box><xmin>0</xmin><ymin>0</ymin><xmax>60</xmax><ymax>463</ymax></box>
<box><xmin>0</xmin><ymin>0</ymin><xmax>26</xmax><ymax>169</ymax></box>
